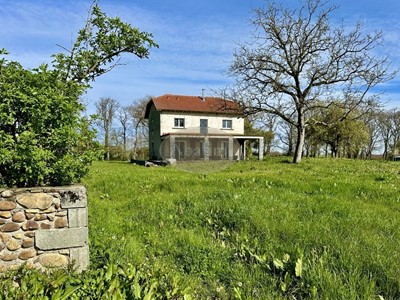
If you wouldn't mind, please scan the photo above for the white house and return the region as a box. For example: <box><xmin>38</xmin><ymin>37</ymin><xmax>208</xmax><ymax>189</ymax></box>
<box><xmin>144</xmin><ymin>94</ymin><xmax>264</xmax><ymax>161</ymax></box>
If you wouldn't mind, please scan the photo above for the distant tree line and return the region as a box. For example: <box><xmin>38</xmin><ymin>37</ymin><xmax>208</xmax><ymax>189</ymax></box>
<box><xmin>94</xmin><ymin>96</ymin><xmax>150</xmax><ymax>161</ymax></box>
<box><xmin>246</xmin><ymin>105</ymin><xmax>400</xmax><ymax>160</ymax></box>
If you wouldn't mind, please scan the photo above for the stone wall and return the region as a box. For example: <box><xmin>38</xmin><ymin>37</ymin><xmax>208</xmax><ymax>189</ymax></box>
<box><xmin>0</xmin><ymin>185</ymin><xmax>89</xmax><ymax>272</ymax></box>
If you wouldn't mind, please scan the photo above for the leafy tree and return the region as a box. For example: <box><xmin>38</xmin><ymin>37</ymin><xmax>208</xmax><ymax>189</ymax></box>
<box><xmin>229</xmin><ymin>0</ymin><xmax>395</xmax><ymax>163</ymax></box>
<box><xmin>53</xmin><ymin>1</ymin><xmax>158</xmax><ymax>84</ymax></box>
<box><xmin>244</xmin><ymin>118</ymin><xmax>275</xmax><ymax>157</ymax></box>
<box><xmin>307</xmin><ymin>104</ymin><xmax>370</xmax><ymax>158</ymax></box>
<box><xmin>360</xmin><ymin>109</ymin><xmax>382</xmax><ymax>159</ymax></box>
<box><xmin>0</xmin><ymin>53</ymin><xmax>98</xmax><ymax>187</ymax></box>
<box><xmin>378</xmin><ymin>109</ymin><xmax>400</xmax><ymax>159</ymax></box>
<box><xmin>0</xmin><ymin>2</ymin><xmax>157</xmax><ymax>187</ymax></box>
<box><xmin>95</xmin><ymin>97</ymin><xmax>119</xmax><ymax>160</ymax></box>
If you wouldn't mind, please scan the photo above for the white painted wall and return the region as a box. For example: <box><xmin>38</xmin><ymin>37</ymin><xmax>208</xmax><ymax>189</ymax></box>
<box><xmin>160</xmin><ymin>112</ymin><xmax>244</xmax><ymax>135</ymax></box>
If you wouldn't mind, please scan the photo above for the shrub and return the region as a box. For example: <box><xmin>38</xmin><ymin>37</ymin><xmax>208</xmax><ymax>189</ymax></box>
<box><xmin>0</xmin><ymin>55</ymin><xmax>100</xmax><ymax>187</ymax></box>
<box><xmin>0</xmin><ymin>2</ymin><xmax>157</xmax><ymax>187</ymax></box>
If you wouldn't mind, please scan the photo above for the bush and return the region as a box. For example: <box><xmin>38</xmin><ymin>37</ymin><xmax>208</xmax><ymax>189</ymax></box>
<box><xmin>0</xmin><ymin>2</ymin><xmax>157</xmax><ymax>187</ymax></box>
<box><xmin>0</xmin><ymin>54</ymin><xmax>100</xmax><ymax>187</ymax></box>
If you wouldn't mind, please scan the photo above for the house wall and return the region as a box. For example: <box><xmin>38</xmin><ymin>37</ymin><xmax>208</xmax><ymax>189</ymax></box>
<box><xmin>160</xmin><ymin>112</ymin><xmax>244</xmax><ymax>136</ymax></box>
<box><xmin>0</xmin><ymin>185</ymin><xmax>88</xmax><ymax>272</ymax></box>
<box><xmin>148</xmin><ymin>104</ymin><xmax>162</xmax><ymax>160</ymax></box>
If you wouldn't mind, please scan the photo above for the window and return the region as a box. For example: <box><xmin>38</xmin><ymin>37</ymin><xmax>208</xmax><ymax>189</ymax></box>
<box><xmin>200</xmin><ymin>119</ymin><xmax>208</xmax><ymax>135</ymax></box>
<box><xmin>222</xmin><ymin>119</ymin><xmax>232</xmax><ymax>129</ymax></box>
<box><xmin>174</xmin><ymin>118</ymin><xmax>185</xmax><ymax>128</ymax></box>
<box><xmin>175</xmin><ymin>141</ymin><xmax>185</xmax><ymax>159</ymax></box>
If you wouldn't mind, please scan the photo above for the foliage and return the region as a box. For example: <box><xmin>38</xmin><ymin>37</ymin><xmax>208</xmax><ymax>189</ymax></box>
<box><xmin>0</xmin><ymin>262</ymin><xmax>191</xmax><ymax>300</ymax></box>
<box><xmin>244</xmin><ymin>119</ymin><xmax>274</xmax><ymax>157</ymax></box>
<box><xmin>378</xmin><ymin>109</ymin><xmax>400</xmax><ymax>159</ymax></box>
<box><xmin>81</xmin><ymin>158</ymin><xmax>400</xmax><ymax>299</ymax></box>
<box><xmin>52</xmin><ymin>1</ymin><xmax>158</xmax><ymax>84</ymax></box>
<box><xmin>0</xmin><ymin>2</ymin><xmax>157</xmax><ymax>187</ymax></box>
<box><xmin>307</xmin><ymin>104</ymin><xmax>370</xmax><ymax>158</ymax></box>
<box><xmin>0</xmin><ymin>54</ymin><xmax>100</xmax><ymax>187</ymax></box>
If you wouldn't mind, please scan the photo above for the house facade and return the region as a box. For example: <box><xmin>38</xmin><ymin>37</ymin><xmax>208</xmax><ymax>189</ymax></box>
<box><xmin>144</xmin><ymin>94</ymin><xmax>264</xmax><ymax>162</ymax></box>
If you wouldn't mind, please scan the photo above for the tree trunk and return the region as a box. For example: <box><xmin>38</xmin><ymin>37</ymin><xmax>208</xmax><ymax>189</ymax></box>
<box><xmin>105</xmin><ymin>129</ymin><xmax>110</xmax><ymax>160</ymax></box>
<box><xmin>293</xmin><ymin>124</ymin><xmax>305</xmax><ymax>163</ymax></box>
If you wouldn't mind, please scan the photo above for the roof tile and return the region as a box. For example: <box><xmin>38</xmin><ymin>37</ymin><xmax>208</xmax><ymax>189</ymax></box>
<box><xmin>150</xmin><ymin>94</ymin><xmax>243</xmax><ymax>115</ymax></box>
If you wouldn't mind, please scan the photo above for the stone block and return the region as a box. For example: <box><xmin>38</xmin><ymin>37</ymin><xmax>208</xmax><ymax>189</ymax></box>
<box><xmin>54</xmin><ymin>217</ymin><xmax>67</xmax><ymax>228</ymax></box>
<box><xmin>22</xmin><ymin>220</ymin><xmax>39</xmax><ymax>231</ymax></box>
<box><xmin>68</xmin><ymin>208</ymin><xmax>88</xmax><ymax>228</ymax></box>
<box><xmin>22</xmin><ymin>238</ymin><xmax>34</xmax><ymax>248</ymax></box>
<box><xmin>12</xmin><ymin>212</ymin><xmax>26</xmax><ymax>222</ymax></box>
<box><xmin>1</xmin><ymin>190</ymin><xmax>13</xmax><ymax>198</ymax></box>
<box><xmin>35</xmin><ymin>228</ymin><xmax>88</xmax><ymax>250</ymax></box>
<box><xmin>38</xmin><ymin>253</ymin><xmax>69</xmax><ymax>268</ymax></box>
<box><xmin>19</xmin><ymin>249</ymin><xmax>36</xmax><ymax>260</ymax></box>
<box><xmin>40</xmin><ymin>223</ymin><xmax>51</xmax><ymax>230</ymax></box>
<box><xmin>0</xmin><ymin>211</ymin><xmax>11</xmax><ymax>219</ymax></box>
<box><xmin>1</xmin><ymin>223</ymin><xmax>20</xmax><ymax>232</ymax></box>
<box><xmin>17</xmin><ymin>193</ymin><xmax>53</xmax><ymax>210</ymax></box>
<box><xmin>59</xmin><ymin>186</ymin><xmax>87</xmax><ymax>208</ymax></box>
<box><xmin>6</xmin><ymin>239</ymin><xmax>21</xmax><ymax>251</ymax></box>
<box><xmin>0</xmin><ymin>201</ymin><xmax>17</xmax><ymax>211</ymax></box>
<box><xmin>0</xmin><ymin>253</ymin><xmax>18</xmax><ymax>261</ymax></box>
<box><xmin>70</xmin><ymin>245</ymin><xmax>89</xmax><ymax>272</ymax></box>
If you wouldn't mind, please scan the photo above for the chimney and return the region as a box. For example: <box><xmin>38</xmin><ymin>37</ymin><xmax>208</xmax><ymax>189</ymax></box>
<box><xmin>201</xmin><ymin>89</ymin><xmax>205</xmax><ymax>101</ymax></box>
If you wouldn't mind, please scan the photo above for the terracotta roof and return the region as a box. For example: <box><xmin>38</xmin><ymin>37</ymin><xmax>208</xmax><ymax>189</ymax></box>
<box><xmin>145</xmin><ymin>94</ymin><xmax>243</xmax><ymax>118</ymax></box>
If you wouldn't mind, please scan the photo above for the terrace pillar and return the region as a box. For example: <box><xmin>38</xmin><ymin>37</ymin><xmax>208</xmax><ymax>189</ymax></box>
<box><xmin>258</xmin><ymin>137</ymin><xmax>264</xmax><ymax>161</ymax></box>
<box><xmin>228</xmin><ymin>137</ymin><xmax>234</xmax><ymax>161</ymax></box>
<box><xmin>169</xmin><ymin>136</ymin><xmax>175</xmax><ymax>159</ymax></box>
<box><xmin>204</xmin><ymin>136</ymin><xmax>209</xmax><ymax>161</ymax></box>
<box><xmin>240</xmin><ymin>140</ymin><xmax>246</xmax><ymax>160</ymax></box>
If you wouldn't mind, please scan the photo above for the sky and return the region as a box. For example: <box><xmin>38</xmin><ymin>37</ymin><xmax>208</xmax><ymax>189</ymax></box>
<box><xmin>1</xmin><ymin>0</ymin><xmax>399</xmax><ymax>114</ymax></box>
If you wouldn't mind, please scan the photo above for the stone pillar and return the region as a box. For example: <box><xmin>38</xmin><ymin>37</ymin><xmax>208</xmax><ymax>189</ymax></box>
<box><xmin>240</xmin><ymin>140</ymin><xmax>246</xmax><ymax>160</ymax></box>
<box><xmin>228</xmin><ymin>137</ymin><xmax>234</xmax><ymax>161</ymax></box>
<box><xmin>204</xmin><ymin>136</ymin><xmax>209</xmax><ymax>161</ymax></box>
<box><xmin>0</xmin><ymin>185</ymin><xmax>89</xmax><ymax>272</ymax></box>
<box><xmin>258</xmin><ymin>137</ymin><xmax>264</xmax><ymax>161</ymax></box>
<box><xmin>169</xmin><ymin>136</ymin><xmax>175</xmax><ymax>159</ymax></box>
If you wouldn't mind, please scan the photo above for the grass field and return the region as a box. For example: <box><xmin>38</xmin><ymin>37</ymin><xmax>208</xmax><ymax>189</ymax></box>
<box><xmin>82</xmin><ymin>157</ymin><xmax>400</xmax><ymax>299</ymax></box>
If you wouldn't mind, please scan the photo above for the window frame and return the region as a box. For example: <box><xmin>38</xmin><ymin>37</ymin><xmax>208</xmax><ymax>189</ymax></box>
<box><xmin>222</xmin><ymin>119</ymin><xmax>233</xmax><ymax>129</ymax></box>
<box><xmin>174</xmin><ymin>118</ymin><xmax>185</xmax><ymax>128</ymax></box>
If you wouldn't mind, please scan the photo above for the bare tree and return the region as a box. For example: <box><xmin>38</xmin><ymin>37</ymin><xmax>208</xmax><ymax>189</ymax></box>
<box><xmin>117</xmin><ymin>106</ymin><xmax>131</xmax><ymax>152</ymax></box>
<box><xmin>276</xmin><ymin>121</ymin><xmax>297</xmax><ymax>156</ymax></box>
<box><xmin>128</xmin><ymin>96</ymin><xmax>150</xmax><ymax>159</ymax></box>
<box><xmin>229</xmin><ymin>0</ymin><xmax>395</xmax><ymax>163</ymax></box>
<box><xmin>362</xmin><ymin>109</ymin><xmax>382</xmax><ymax>159</ymax></box>
<box><xmin>259</xmin><ymin>113</ymin><xmax>278</xmax><ymax>155</ymax></box>
<box><xmin>95</xmin><ymin>97</ymin><xmax>119</xmax><ymax>160</ymax></box>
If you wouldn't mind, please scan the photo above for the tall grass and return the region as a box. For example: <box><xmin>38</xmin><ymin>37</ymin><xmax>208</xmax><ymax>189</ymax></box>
<box><xmin>84</xmin><ymin>158</ymin><xmax>400</xmax><ymax>299</ymax></box>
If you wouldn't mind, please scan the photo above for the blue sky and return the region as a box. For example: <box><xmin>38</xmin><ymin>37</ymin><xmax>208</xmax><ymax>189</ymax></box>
<box><xmin>1</xmin><ymin>0</ymin><xmax>399</xmax><ymax>113</ymax></box>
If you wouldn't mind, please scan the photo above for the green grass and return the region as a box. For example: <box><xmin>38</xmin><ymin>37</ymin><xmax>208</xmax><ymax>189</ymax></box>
<box><xmin>83</xmin><ymin>158</ymin><xmax>400</xmax><ymax>299</ymax></box>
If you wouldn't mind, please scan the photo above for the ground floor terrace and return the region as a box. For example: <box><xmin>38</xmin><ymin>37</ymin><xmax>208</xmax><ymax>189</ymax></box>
<box><xmin>158</xmin><ymin>134</ymin><xmax>264</xmax><ymax>161</ymax></box>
